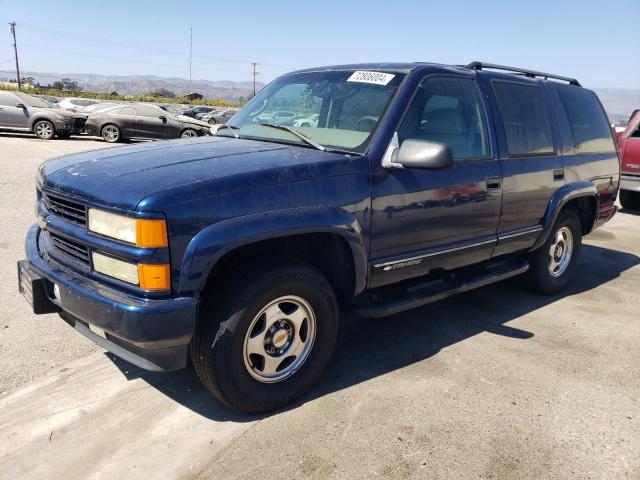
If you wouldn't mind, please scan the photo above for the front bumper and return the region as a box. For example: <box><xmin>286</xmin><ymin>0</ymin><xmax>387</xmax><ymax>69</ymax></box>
<box><xmin>19</xmin><ymin>225</ymin><xmax>197</xmax><ymax>371</ymax></box>
<box><xmin>53</xmin><ymin>117</ymin><xmax>86</xmax><ymax>135</ymax></box>
<box><xmin>620</xmin><ymin>174</ymin><xmax>640</xmax><ymax>192</ymax></box>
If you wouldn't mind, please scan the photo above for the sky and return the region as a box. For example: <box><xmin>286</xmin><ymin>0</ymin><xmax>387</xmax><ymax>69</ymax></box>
<box><xmin>0</xmin><ymin>0</ymin><xmax>639</xmax><ymax>89</ymax></box>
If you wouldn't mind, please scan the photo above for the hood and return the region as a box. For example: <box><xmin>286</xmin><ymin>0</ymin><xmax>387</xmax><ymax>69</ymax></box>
<box><xmin>39</xmin><ymin>137</ymin><xmax>364</xmax><ymax>210</ymax></box>
<box><xmin>175</xmin><ymin>115</ymin><xmax>210</xmax><ymax>128</ymax></box>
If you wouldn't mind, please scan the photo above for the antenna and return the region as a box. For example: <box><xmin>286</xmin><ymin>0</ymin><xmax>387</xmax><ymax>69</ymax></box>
<box><xmin>188</xmin><ymin>27</ymin><xmax>193</xmax><ymax>96</ymax></box>
<box><xmin>251</xmin><ymin>62</ymin><xmax>259</xmax><ymax>97</ymax></box>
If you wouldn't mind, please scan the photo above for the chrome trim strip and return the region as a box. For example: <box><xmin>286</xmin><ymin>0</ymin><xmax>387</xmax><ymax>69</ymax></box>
<box><xmin>498</xmin><ymin>226</ymin><xmax>543</xmax><ymax>241</ymax></box>
<box><xmin>373</xmin><ymin>238</ymin><xmax>497</xmax><ymax>269</ymax></box>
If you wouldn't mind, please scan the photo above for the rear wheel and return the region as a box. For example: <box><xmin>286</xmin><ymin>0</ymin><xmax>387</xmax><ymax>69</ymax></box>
<box><xmin>191</xmin><ymin>263</ymin><xmax>339</xmax><ymax>413</ymax></box>
<box><xmin>526</xmin><ymin>209</ymin><xmax>582</xmax><ymax>294</ymax></box>
<box><xmin>33</xmin><ymin>120</ymin><xmax>55</xmax><ymax>140</ymax></box>
<box><xmin>208</xmin><ymin>118</ymin><xmax>217</xmax><ymax>125</ymax></box>
<box><xmin>181</xmin><ymin>128</ymin><xmax>198</xmax><ymax>139</ymax></box>
<box><xmin>620</xmin><ymin>190</ymin><xmax>640</xmax><ymax>210</ymax></box>
<box><xmin>101</xmin><ymin>124</ymin><xmax>121</xmax><ymax>143</ymax></box>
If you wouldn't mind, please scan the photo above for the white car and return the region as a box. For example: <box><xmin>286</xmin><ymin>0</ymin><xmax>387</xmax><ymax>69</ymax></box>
<box><xmin>58</xmin><ymin>98</ymin><xmax>100</xmax><ymax>113</ymax></box>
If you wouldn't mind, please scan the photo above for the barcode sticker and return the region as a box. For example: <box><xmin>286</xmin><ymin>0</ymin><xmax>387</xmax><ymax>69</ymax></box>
<box><xmin>347</xmin><ymin>71</ymin><xmax>395</xmax><ymax>86</ymax></box>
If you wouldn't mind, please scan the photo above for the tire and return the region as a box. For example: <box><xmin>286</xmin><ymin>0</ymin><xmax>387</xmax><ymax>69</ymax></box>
<box><xmin>33</xmin><ymin>120</ymin><xmax>55</xmax><ymax>140</ymax></box>
<box><xmin>101</xmin><ymin>124</ymin><xmax>121</xmax><ymax>143</ymax></box>
<box><xmin>620</xmin><ymin>190</ymin><xmax>640</xmax><ymax>210</ymax></box>
<box><xmin>191</xmin><ymin>263</ymin><xmax>339</xmax><ymax>413</ymax></box>
<box><xmin>180</xmin><ymin>128</ymin><xmax>198</xmax><ymax>139</ymax></box>
<box><xmin>208</xmin><ymin>118</ymin><xmax>217</xmax><ymax>125</ymax></box>
<box><xmin>526</xmin><ymin>209</ymin><xmax>582</xmax><ymax>295</ymax></box>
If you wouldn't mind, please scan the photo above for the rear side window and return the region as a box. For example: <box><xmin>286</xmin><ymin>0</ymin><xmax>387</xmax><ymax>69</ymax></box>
<box><xmin>493</xmin><ymin>81</ymin><xmax>554</xmax><ymax>156</ymax></box>
<box><xmin>555</xmin><ymin>85</ymin><xmax>615</xmax><ymax>153</ymax></box>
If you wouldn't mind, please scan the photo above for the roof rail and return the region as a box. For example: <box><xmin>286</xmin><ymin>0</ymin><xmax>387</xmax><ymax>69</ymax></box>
<box><xmin>466</xmin><ymin>61</ymin><xmax>581</xmax><ymax>87</ymax></box>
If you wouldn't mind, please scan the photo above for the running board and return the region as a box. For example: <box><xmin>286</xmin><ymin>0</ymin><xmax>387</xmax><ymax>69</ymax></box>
<box><xmin>357</xmin><ymin>259</ymin><xmax>529</xmax><ymax>318</ymax></box>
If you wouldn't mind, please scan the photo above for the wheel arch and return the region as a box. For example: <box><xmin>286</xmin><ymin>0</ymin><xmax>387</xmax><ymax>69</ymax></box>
<box><xmin>531</xmin><ymin>182</ymin><xmax>598</xmax><ymax>251</ymax></box>
<box><xmin>178</xmin><ymin>207</ymin><xmax>368</xmax><ymax>302</ymax></box>
<box><xmin>29</xmin><ymin>116</ymin><xmax>55</xmax><ymax>132</ymax></box>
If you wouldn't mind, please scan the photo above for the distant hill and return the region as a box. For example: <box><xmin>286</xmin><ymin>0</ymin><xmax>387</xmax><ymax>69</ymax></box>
<box><xmin>592</xmin><ymin>88</ymin><xmax>640</xmax><ymax>124</ymax></box>
<box><xmin>0</xmin><ymin>70</ymin><xmax>265</xmax><ymax>101</ymax></box>
<box><xmin>0</xmin><ymin>70</ymin><xmax>637</xmax><ymax>121</ymax></box>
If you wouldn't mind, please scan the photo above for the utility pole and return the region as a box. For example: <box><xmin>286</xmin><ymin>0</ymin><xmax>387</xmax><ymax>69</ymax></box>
<box><xmin>188</xmin><ymin>27</ymin><xmax>193</xmax><ymax>96</ymax></box>
<box><xmin>9</xmin><ymin>22</ymin><xmax>21</xmax><ymax>90</ymax></box>
<box><xmin>251</xmin><ymin>62</ymin><xmax>259</xmax><ymax>97</ymax></box>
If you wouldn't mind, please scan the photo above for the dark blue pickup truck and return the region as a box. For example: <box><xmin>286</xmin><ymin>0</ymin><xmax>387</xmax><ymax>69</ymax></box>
<box><xmin>18</xmin><ymin>62</ymin><xmax>619</xmax><ymax>412</ymax></box>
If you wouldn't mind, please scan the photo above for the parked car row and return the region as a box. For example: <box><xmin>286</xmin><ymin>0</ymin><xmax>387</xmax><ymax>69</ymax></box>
<box><xmin>0</xmin><ymin>91</ymin><xmax>218</xmax><ymax>142</ymax></box>
<box><xmin>84</xmin><ymin>104</ymin><xmax>212</xmax><ymax>142</ymax></box>
<box><xmin>617</xmin><ymin>109</ymin><xmax>640</xmax><ymax>209</ymax></box>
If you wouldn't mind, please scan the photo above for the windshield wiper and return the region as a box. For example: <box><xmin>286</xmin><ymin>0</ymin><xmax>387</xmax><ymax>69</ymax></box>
<box><xmin>259</xmin><ymin>123</ymin><xmax>325</xmax><ymax>151</ymax></box>
<box><xmin>215</xmin><ymin>124</ymin><xmax>240</xmax><ymax>138</ymax></box>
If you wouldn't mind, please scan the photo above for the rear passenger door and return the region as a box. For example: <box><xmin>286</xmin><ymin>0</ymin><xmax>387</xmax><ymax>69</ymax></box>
<box><xmin>480</xmin><ymin>76</ymin><xmax>566</xmax><ymax>256</ymax></box>
<box><xmin>0</xmin><ymin>92</ymin><xmax>28</xmax><ymax>128</ymax></box>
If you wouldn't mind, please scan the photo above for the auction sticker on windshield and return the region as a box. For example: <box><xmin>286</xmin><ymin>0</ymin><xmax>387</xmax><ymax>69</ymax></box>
<box><xmin>347</xmin><ymin>71</ymin><xmax>395</xmax><ymax>86</ymax></box>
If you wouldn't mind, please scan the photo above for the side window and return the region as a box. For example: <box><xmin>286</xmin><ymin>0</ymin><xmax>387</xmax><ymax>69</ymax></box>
<box><xmin>0</xmin><ymin>92</ymin><xmax>17</xmax><ymax>106</ymax></box>
<box><xmin>492</xmin><ymin>81</ymin><xmax>554</xmax><ymax>156</ymax></box>
<box><xmin>136</xmin><ymin>108</ymin><xmax>159</xmax><ymax>118</ymax></box>
<box><xmin>119</xmin><ymin>107</ymin><xmax>136</xmax><ymax>115</ymax></box>
<box><xmin>555</xmin><ymin>85</ymin><xmax>615</xmax><ymax>153</ymax></box>
<box><xmin>397</xmin><ymin>76</ymin><xmax>489</xmax><ymax>159</ymax></box>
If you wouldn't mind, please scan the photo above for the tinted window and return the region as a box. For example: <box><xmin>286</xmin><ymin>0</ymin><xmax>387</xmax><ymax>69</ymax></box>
<box><xmin>397</xmin><ymin>76</ymin><xmax>489</xmax><ymax>159</ymax></box>
<box><xmin>555</xmin><ymin>85</ymin><xmax>615</xmax><ymax>153</ymax></box>
<box><xmin>493</xmin><ymin>82</ymin><xmax>554</xmax><ymax>156</ymax></box>
<box><xmin>136</xmin><ymin>107</ymin><xmax>160</xmax><ymax>118</ymax></box>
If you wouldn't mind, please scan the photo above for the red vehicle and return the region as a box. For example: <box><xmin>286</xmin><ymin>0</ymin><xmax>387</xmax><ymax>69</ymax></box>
<box><xmin>618</xmin><ymin>109</ymin><xmax>640</xmax><ymax>209</ymax></box>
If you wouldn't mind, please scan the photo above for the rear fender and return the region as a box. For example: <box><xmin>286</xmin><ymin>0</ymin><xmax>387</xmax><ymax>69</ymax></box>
<box><xmin>178</xmin><ymin>206</ymin><xmax>368</xmax><ymax>296</ymax></box>
<box><xmin>531</xmin><ymin>182</ymin><xmax>598</xmax><ymax>251</ymax></box>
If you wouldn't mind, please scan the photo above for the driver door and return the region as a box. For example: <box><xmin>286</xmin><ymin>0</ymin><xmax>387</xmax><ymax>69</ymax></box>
<box><xmin>369</xmin><ymin>74</ymin><xmax>502</xmax><ymax>288</ymax></box>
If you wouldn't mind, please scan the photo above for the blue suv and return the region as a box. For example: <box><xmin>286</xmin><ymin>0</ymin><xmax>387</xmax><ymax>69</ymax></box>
<box><xmin>18</xmin><ymin>62</ymin><xmax>619</xmax><ymax>412</ymax></box>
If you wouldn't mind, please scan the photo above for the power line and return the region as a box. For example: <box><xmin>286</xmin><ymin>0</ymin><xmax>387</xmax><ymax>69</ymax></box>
<box><xmin>18</xmin><ymin>24</ymin><xmax>295</xmax><ymax>71</ymax></box>
<box><xmin>8</xmin><ymin>22</ymin><xmax>21</xmax><ymax>89</ymax></box>
<box><xmin>188</xmin><ymin>27</ymin><xmax>192</xmax><ymax>95</ymax></box>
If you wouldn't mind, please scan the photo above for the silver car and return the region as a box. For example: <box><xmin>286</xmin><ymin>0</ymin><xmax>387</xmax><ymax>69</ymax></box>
<box><xmin>0</xmin><ymin>91</ymin><xmax>86</xmax><ymax>139</ymax></box>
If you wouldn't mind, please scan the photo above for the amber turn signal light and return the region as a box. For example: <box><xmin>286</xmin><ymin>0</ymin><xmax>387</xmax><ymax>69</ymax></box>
<box><xmin>138</xmin><ymin>263</ymin><xmax>171</xmax><ymax>290</ymax></box>
<box><xmin>135</xmin><ymin>219</ymin><xmax>168</xmax><ymax>248</ymax></box>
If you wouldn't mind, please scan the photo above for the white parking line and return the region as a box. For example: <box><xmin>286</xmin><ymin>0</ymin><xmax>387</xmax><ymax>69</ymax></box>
<box><xmin>36</xmin><ymin>143</ymin><xmax>64</xmax><ymax>155</ymax></box>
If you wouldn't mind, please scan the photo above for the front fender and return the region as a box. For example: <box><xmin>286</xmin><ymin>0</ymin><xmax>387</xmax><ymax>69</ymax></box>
<box><xmin>178</xmin><ymin>206</ymin><xmax>368</xmax><ymax>296</ymax></box>
<box><xmin>531</xmin><ymin>181</ymin><xmax>598</xmax><ymax>251</ymax></box>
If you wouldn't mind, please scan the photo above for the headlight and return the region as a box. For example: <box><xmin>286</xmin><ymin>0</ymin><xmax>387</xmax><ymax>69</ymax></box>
<box><xmin>92</xmin><ymin>251</ymin><xmax>138</xmax><ymax>284</ymax></box>
<box><xmin>54</xmin><ymin>114</ymin><xmax>71</xmax><ymax>121</ymax></box>
<box><xmin>88</xmin><ymin>208</ymin><xmax>168</xmax><ymax>247</ymax></box>
<box><xmin>91</xmin><ymin>252</ymin><xmax>171</xmax><ymax>290</ymax></box>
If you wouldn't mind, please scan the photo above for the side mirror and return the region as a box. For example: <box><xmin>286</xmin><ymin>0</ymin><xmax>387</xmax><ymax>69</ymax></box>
<box><xmin>15</xmin><ymin>103</ymin><xmax>25</xmax><ymax>109</ymax></box>
<box><xmin>393</xmin><ymin>139</ymin><xmax>453</xmax><ymax>170</ymax></box>
<box><xmin>159</xmin><ymin>115</ymin><xmax>167</xmax><ymax>121</ymax></box>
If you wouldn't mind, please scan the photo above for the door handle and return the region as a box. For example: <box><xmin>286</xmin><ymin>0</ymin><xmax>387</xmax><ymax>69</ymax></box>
<box><xmin>486</xmin><ymin>176</ymin><xmax>502</xmax><ymax>190</ymax></box>
<box><xmin>553</xmin><ymin>169</ymin><xmax>565</xmax><ymax>181</ymax></box>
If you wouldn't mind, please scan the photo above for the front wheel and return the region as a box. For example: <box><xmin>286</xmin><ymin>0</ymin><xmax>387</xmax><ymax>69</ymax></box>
<box><xmin>191</xmin><ymin>264</ymin><xmax>339</xmax><ymax>413</ymax></box>
<box><xmin>526</xmin><ymin>209</ymin><xmax>582</xmax><ymax>295</ymax></box>
<box><xmin>181</xmin><ymin>128</ymin><xmax>198</xmax><ymax>139</ymax></box>
<box><xmin>620</xmin><ymin>190</ymin><xmax>640</xmax><ymax>210</ymax></box>
<box><xmin>101</xmin><ymin>124</ymin><xmax>121</xmax><ymax>143</ymax></box>
<box><xmin>33</xmin><ymin>120</ymin><xmax>55</xmax><ymax>140</ymax></box>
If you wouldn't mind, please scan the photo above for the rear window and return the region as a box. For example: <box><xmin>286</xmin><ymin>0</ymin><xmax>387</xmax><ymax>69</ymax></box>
<box><xmin>493</xmin><ymin>81</ymin><xmax>554</xmax><ymax>156</ymax></box>
<box><xmin>555</xmin><ymin>85</ymin><xmax>615</xmax><ymax>153</ymax></box>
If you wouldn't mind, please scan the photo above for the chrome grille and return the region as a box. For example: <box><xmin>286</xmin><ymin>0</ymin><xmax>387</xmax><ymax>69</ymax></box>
<box><xmin>43</xmin><ymin>192</ymin><xmax>87</xmax><ymax>225</ymax></box>
<box><xmin>48</xmin><ymin>231</ymin><xmax>90</xmax><ymax>265</ymax></box>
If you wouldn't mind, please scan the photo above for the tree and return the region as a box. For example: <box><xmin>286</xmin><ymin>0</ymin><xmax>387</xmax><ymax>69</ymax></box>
<box><xmin>22</xmin><ymin>76</ymin><xmax>35</xmax><ymax>86</ymax></box>
<box><xmin>147</xmin><ymin>88</ymin><xmax>176</xmax><ymax>98</ymax></box>
<box><xmin>52</xmin><ymin>78</ymin><xmax>82</xmax><ymax>91</ymax></box>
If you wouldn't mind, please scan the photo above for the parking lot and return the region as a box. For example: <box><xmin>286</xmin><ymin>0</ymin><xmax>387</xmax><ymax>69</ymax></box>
<box><xmin>0</xmin><ymin>131</ymin><xmax>638</xmax><ymax>479</ymax></box>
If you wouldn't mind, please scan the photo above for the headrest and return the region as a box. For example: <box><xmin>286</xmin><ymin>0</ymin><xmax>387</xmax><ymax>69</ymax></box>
<box><xmin>423</xmin><ymin>109</ymin><xmax>466</xmax><ymax>135</ymax></box>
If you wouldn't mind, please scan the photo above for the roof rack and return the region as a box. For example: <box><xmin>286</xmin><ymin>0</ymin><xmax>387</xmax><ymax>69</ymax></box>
<box><xmin>466</xmin><ymin>61</ymin><xmax>581</xmax><ymax>87</ymax></box>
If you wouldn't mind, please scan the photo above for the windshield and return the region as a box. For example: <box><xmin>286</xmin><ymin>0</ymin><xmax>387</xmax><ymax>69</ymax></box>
<box><xmin>15</xmin><ymin>92</ymin><xmax>52</xmax><ymax>108</ymax></box>
<box><xmin>224</xmin><ymin>70</ymin><xmax>404</xmax><ymax>153</ymax></box>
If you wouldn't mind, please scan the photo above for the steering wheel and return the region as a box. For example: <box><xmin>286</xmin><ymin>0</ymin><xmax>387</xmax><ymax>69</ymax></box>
<box><xmin>355</xmin><ymin>115</ymin><xmax>378</xmax><ymax>132</ymax></box>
